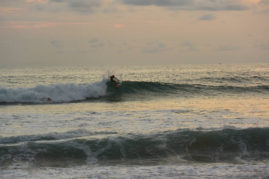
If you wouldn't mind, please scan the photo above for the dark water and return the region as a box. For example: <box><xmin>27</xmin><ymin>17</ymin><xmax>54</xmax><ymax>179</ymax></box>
<box><xmin>1</xmin><ymin>128</ymin><xmax>269</xmax><ymax>167</ymax></box>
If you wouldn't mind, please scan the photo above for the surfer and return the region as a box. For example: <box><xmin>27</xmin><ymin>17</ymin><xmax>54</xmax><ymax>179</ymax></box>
<box><xmin>110</xmin><ymin>75</ymin><xmax>116</xmax><ymax>83</ymax></box>
<box><xmin>110</xmin><ymin>75</ymin><xmax>120</xmax><ymax>88</ymax></box>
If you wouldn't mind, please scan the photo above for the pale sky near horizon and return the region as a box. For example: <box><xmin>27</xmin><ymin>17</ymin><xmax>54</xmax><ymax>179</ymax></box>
<box><xmin>0</xmin><ymin>0</ymin><xmax>268</xmax><ymax>67</ymax></box>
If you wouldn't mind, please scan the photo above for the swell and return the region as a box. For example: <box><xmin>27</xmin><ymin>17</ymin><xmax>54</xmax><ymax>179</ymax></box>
<box><xmin>114</xmin><ymin>81</ymin><xmax>269</xmax><ymax>94</ymax></box>
<box><xmin>198</xmin><ymin>75</ymin><xmax>269</xmax><ymax>84</ymax></box>
<box><xmin>1</xmin><ymin>80</ymin><xmax>269</xmax><ymax>105</ymax></box>
<box><xmin>1</xmin><ymin>128</ymin><xmax>268</xmax><ymax>166</ymax></box>
<box><xmin>105</xmin><ymin>81</ymin><xmax>269</xmax><ymax>101</ymax></box>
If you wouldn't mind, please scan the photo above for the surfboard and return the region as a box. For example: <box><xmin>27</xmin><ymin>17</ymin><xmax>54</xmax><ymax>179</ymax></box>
<box><xmin>114</xmin><ymin>83</ymin><xmax>120</xmax><ymax>88</ymax></box>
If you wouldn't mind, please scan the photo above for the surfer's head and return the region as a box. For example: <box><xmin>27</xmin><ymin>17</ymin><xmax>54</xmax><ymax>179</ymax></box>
<box><xmin>110</xmin><ymin>75</ymin><xmax>115</xmax><ymax>82</ymax></box>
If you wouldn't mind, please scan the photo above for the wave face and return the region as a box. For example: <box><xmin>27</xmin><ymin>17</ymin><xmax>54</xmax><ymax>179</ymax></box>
<box><xmin>116</xmin><ymin>81</ymin><xmax>269</xmax><ymax>93</ymax></box>
<box><xmin>1</xmin><ymin>79</ymin><xmax>269</xmax><ymax>104</ymax></box>
<box><xmin>1</xmin><ymin>128</ymin><xmax>268</xmax><ymax>166</ymax></box>
<box><xmin>106</xmin><ymin>81</ymin><xmax>269</xmax><ymax>99</ymax></box>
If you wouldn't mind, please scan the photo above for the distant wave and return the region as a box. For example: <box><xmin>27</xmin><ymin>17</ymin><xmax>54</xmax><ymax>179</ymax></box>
<box><xmin>0</xmin><ymin>128</ymin><xmax>268</xmax><ymax>166</ymax></box>
<box><xmin>198</xmin><ymin>75</ymin><xmax>269</xmax><ymax>84</ymax></box>
<box><xmin>0</xmin><ymin>80</ymin><xmax>269</xmax><ymax>104</ymax></box>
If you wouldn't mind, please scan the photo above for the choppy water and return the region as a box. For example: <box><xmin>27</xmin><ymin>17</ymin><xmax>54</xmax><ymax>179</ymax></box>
<box><xmin>0</xmin><ymin>64</ymin><xmax>269</xmax><ymax>178</ymax></box>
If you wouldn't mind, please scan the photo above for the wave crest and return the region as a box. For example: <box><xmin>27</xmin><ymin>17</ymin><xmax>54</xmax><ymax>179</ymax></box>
<box><xmin>0</xmin><ymin>79</ymin><xmax>108</xmax><ymax>104</ymax></box>
<box><xmin>1</xmin><ymin>128</ymin><xmax>268</xmax><ymax>166</ymax></box>
<box><xmin>1</xmin><ymin>80</ymin><xmax>269</xmax><ymax>104</ymax></box>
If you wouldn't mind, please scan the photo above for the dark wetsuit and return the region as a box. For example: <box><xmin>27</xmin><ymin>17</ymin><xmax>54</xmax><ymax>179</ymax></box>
<box><xmin>110</xmin><ymin>76</ymin><xmax>116</xmax><ymax>83</ymax></box>
<box><xmin>110</xmin><ymin>75</ymin><xmax>119</xmax><ymax>88</ymax></box>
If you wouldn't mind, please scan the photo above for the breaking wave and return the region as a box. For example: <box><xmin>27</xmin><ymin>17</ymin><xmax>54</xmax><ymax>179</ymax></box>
<box><xmin>0</xmin><ymin>80</ymin><xmax>269</xmax><ymax>104</ymax></box>
<box><xmin>0</xmin><ymin>80</ymin><xmax>108</xmax><ymax>104</ymax></box>
<box><xmin>0</xmin><ymin>128</ymin><xmax>268</xmax><ymax>166</ymax></box>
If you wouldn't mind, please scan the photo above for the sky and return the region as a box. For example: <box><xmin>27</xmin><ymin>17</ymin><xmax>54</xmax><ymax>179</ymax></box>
<box><xmin>0</xmin><ymin>0</ymin><xmax>268</xmax><ymax>67</ymax></box>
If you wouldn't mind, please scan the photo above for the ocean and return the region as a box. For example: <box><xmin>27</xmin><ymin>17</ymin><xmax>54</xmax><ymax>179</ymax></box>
<box><xmin>0</xmin><ymin>64</ymin><xmax>269</xmax><ymax>179</ymax></box>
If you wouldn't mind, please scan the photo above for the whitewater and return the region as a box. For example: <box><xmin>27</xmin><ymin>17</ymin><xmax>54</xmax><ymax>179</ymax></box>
<box><xmin>0</xmin><ymin>64</ymin><xmax>269</xmax><ymax>178</ymax></box>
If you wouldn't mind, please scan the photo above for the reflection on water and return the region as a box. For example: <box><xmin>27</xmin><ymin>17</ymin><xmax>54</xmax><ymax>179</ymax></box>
<box><xmin>1</xmin><ymin>96</ymin><xmax>268</xmax><ymax>137</ymax></box>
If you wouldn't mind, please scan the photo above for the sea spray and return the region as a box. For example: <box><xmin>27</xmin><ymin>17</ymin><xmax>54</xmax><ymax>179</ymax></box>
<box><xmin>1</xmin><ymin>128</ymin><xmax>268</xmax><ymax>167</ymax></box>
<box><xmin>0</xmin><ymin>79</ymin><xmax>108</xmax><ymax>104</ymax></box>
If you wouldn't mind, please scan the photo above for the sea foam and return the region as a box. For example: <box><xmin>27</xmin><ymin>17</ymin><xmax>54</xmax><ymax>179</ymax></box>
<box><xmin>0</xmin><ymin>79</ymin><xmax>108</xmax><ymax>104</ymax></box>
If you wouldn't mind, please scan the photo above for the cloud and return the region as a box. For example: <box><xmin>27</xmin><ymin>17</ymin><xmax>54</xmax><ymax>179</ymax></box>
<box><xmin>0</xmin><ymin>21</ymin><xmax>90</xmax><ymax>30</ymax></box>
<box><xmin>26</xmin><ymin>0</ymin><xmax>48</xmax><ymax>3</ymax></box>
<box><xmin>0</xmin><ymin>0</ymin><xmax>105</xmax><ymax>14</ymax></box>
<box><xmin>181</xmin><ymin>41</ymin><xmax>196</xmax><ymax>51</ymax></box>
<box><xmin>217</xmin><ymin>45</ymin><xmax>240</xmax><ymax>51</ymax></box>
<box><xmin>49</xmin><ymin>0</ymin><xmax>103</xmax><ymax>14</ymax></box>
<box><xmin>143</xmin><ymin>42</ymin><xmax>167</xmax><ymax>53</ymax></box>
<box><xmin>257</xmin><ymin>0</ymin><xmax>269</xmax><ymax>13</ymax></box>
<box><xmin>50</xmin><ymin>40</ymin><xmax>63</xmax><ymax>48</ymax></box>
<box><xmin>259</xmin><ymin>0</ymin><xmax>269</xmax><ymax>5</ymax></box>
<box><xmin>1</xmin><ymin>22</ymin><xmax>55</xmax><ymax>29</ymax></box>
<box><xmin>0</xmin><ymin>7</ymin><xmax>22</xmax><ymax>15</ymax></box>
<box><xmin>0</xmin><ymin>0</ymin><xmax>23</xmax><ymax>6</ymax></box>
<box><xmin>113</xmin><ymin>23</ymin><xmax>125</xmax><ymax>29</ymax></box>
<box><xmin>199</xmin><ymin>14</ymin><xmax>215</xmax><ymax>21</ymax></box>
<box><xmin>88</xmin><ymin>38</ymin><xmax>105</xmax><ymax>48</ymax></box>
<box><xmin>0</xmin><ymin>0</ymin><xmax>252</xmax><ymax>15</ymax></box>
<box><xmin>67</xmin><ymin>0</ymin><xmax>102</xmax><ymax>14</ymax></box>
<box><xmin>122</xmin><ymin>0</ymin><xmax>191</xmax><ymax>6</ymax></box>
<box><xmin>120</xmin><ymin>0</ymin><xmax>249</xmax><ymax>11</ymax></box>
<box><xmin>254</xmin><ymin>41</ymin><xmax>269</xmax><ymax>50</ymax></box>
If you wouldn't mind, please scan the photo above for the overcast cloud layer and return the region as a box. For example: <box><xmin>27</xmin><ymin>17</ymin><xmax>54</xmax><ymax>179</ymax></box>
<box><xmin>0</xmin><ymin>0</ymin><xmax>268</xmax><ymax>66</ymax></box>
<box><xmin>50</xmin><ymin>0</ymin><xmax>103</xmax><ymax>13</ymax></box>
<box><xmin>121</xmin><ymin>0</ymin><xmax>249</xmax><ymax>11</ymax></box>
<box><xmin>0</xmin><ymin>0</ymin><xmax>265</xmax><ymax>13</ymax></box>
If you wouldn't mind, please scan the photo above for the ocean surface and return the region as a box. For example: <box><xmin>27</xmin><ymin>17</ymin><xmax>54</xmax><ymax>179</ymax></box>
<box><xmin>0</xmin><ymin>64</ymin><xmax>269</xmax><ymax>179</ymax></box>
